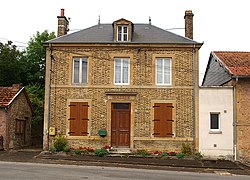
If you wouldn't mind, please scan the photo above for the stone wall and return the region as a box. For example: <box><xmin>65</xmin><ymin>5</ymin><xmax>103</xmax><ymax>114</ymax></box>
<box><xmin>6</xmin><ymin>91</ymin><xmax>32</xmax><ymax>149</ymax></box>
<box><xmin>46</xmin><ymin>46</ymin><xmax>198</xmax><ymax>151</ymax></box>
<box><xmin>237</xmin><ymin>79</ymin><xmax>250</xmax><ymax>161</ymax></box>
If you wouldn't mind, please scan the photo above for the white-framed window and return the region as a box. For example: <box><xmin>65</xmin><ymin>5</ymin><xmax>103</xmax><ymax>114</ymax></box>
<box><xmin>156</xmin><ymin>58</ymin><xmax>171</xmax><ymax>85</ymax></box>
<box><xmin>117</xmin><ymin>26</ymin><xmax>128</xmax><ymax>42</ymax></box>
<box><xmin>114</xmin><ymin>58</ymin><xmax>130</xmax><ymax>85</ymax></box>
<box><xmin>73</xmin><ymin>57</ymin><xmax>88</xmax><ymax>84</ymax></box>
<box><xmin>210</xmin><ymin>113</ymin><xmax>220</xmax><ymax>130</ymax></box>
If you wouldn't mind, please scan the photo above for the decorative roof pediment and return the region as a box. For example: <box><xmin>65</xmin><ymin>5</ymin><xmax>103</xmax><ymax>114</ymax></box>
<box><xmin>113</xmin><ymin>18</ymin><xmax>132</xmax><ymax>25</ymax></box>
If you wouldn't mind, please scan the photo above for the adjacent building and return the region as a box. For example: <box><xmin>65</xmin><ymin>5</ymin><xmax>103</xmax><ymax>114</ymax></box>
<box><xmin>199</xmin><ymin>86</ymin><xmax>233</xmax><ymax>157</ymax></box>
<box><xmin>202</xmin><ymin>51</ymin><xmax>250</xmax><ymax>161</ymax></box>
<box><xmin>0</xmin><ymin>84</ymin><xmax>32</xmax><ymax>150</ymax></box>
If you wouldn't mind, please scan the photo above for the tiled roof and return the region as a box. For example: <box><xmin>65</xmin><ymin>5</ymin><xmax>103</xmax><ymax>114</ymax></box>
<box><xmin>46</xmin><ymin>24</ymin><xmax>200</xmax><ymax>44</ymax></box>
<box><xmin>0</xmin><ymin>85</ymin><xmax>22</xmax><ymax>107</ymax></box>
<box><xmin>213</xmin><ymin>51</ymin><xmax>250</xmax><ymax>76</ymax></box>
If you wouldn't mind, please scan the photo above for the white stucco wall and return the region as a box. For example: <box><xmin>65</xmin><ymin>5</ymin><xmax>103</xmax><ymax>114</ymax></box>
<box><xmin>199</xmin><ymin>87</ymin><xmax>233</xmax><ymax>158</ymax></box>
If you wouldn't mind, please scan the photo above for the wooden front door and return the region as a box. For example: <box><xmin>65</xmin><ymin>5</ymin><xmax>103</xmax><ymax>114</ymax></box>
<box><xmin>111</xmin><ymin>103</ymin><xmax>131</xmax><ymax>148</ymax></box>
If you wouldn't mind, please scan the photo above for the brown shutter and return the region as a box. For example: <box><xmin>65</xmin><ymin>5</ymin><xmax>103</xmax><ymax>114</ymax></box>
<box><xmin>80</xmin><ymin>102</ymin><xmax>89</xmax><ymax>135</ymax></box>
<box><xmin>153</xmin><ymin>103</ymin><xmax>162</xmax><ymax>137</ymax></box>
<box><xmin>69</xmin><ymin>102</ymin><xmax>79</xmax><ymax>136</ymax></box>
<box><xmin>165</xmin><ymin>103</ymin><xmax>173</xmax><ymax>137</ymax></box>
<box><xmin>69</xmin><ymin>102</ymin><xmax>89</xmax><ymax>136</ymax></box>
<box><xmin>153</xmin><ymin>103</ymin><xmax>173</xmax><ymax>137</ymax></box>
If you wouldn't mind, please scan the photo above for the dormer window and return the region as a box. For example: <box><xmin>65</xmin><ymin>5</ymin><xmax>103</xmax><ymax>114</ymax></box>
<box><xmin>118</xmin><ymin>26</ymin><xmax>128</xmax><ymax>42</ymax></box>
<box><xmin>113</xmin><ymin>18</ymin><xmax>133</xmax><ymax>42</ymax></box>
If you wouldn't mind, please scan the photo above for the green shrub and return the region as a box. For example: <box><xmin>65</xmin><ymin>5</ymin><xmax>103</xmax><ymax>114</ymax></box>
<box><xmin>181</xmin><ymin>143</ymin><xmax>192</xmax><ymax>156</ymax></box>
<box><xmin>63</xmin><ymin>146</ymin><xmax>71</xmax><ymax>152</ymax></box>
<box><xmin>74</xmin><ymin>149</ymin><xmax>83</xmax><ymax>155</ymax></box>
<box><xmin>194</xmin><ymin>152</ymin><xmax>203</xmax><ymax>161</ymax></box>
<box><xmin>94</xmin><ymin>148</ymin><xmax>109</xmax><ymax>157</ymax></box>
<box><xmin>176</xmin><ymin>153</ymin><xmax>185</xmax><ymax>159</ymax></box>
<box><xmin>53</xmin><ymin>135</ymin><xmax>67</xmax><ymax>152</ymax></box>
<box><xmin>49</xmin><ymin>145</ymin><xmax>56</xmax><ymax>153</ymax></box>
<box><xmin>162</xmin><ymin>152</ymin><xmax>169</xmax><ymax>157</ymax></box>
<box><xmin>136</xmin><ymin>150</ymin><xmax>151</xmax><ymax>157</ymax></box>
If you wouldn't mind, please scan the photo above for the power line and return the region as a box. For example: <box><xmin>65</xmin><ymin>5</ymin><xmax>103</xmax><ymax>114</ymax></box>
<box><xmin>0</xmin><ymin>37</ymin><xmax>28</xmax><ymax>46</ymax></box>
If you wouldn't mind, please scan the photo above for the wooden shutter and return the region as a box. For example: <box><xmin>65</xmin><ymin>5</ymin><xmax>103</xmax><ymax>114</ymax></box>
<box><xmin>69</xmin><ymin>102</ymin><xmax>89</xmax><ymax>136</ymax></box>
<box><xmin>80</xmin><ymin>102</ymin><xmax>89</xmax><ymax>135</ymax></box>
<box><xmin>153</xmin><ymin>103</ymin><xmax>173</xmax><ymax>137</ymax></box>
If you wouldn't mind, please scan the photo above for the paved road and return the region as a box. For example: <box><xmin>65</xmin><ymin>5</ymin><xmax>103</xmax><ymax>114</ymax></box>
<box><xmin>0</xmin><ymin>161</ymin><xmax>249</xmax><ymax>180</ymax></box>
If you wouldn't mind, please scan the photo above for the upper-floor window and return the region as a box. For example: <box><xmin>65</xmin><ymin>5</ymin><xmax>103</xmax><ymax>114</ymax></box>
<box><xmin>114</xmin><ymin>58</ymin><xmax>129</xmax><ymax>85</ymax></box>
<box><xmin>73</xmin><ymin>57</ymin><xmax>88</xmax><ymax>84</ymax></box>
<box><xmin>117</xmin><ymin>26</ymin><xmax>128</xmax><ymax>42</ymax></box>
<box><xmin>156</xmin><ymin>58</ymin><xmax>171</xmax><ymax>85</ymax></box>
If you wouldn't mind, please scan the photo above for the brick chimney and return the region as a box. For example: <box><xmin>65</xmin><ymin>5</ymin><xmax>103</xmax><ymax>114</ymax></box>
<box><xmin>57</xmin><ymin>9</ymin><xmax>69</xmax><ymax>37</ymax></box>
<box><xmin>184</xmin><ymin>10</ymin><xmax>194</xmax><ymax>39</ymax></box>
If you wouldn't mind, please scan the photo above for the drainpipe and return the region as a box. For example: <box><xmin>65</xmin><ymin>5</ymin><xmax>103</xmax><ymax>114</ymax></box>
<box><xmin>192</xmin><ymin>44</ymin><xmax>197</xmax><ymax>151</ymax></box>
<box><xmin>45</xmin><ymin>43</ymin><xmax>53</xmax><ymax>150</ymax></box>
<box><xmin>233</xmin><ymin>76</ymin><xmax>238</xmax><ymax>160</ymax></box>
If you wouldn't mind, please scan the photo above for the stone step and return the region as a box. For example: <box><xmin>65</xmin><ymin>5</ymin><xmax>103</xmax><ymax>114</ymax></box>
<box><xmin>109</xmin><ymin>148</ymin><xmax>131</xmax><ymax>154</ymax></box>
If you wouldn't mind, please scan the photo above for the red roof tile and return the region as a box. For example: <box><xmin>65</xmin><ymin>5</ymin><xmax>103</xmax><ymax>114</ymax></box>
<box><xmin>213</xmin><ymin>51</ymin><xmax>250</xmax><ymax>76</ymax></box>
<box><xmin>0</xmin><ymin>84</ymin><xmax>22</xmax><ymax>107</ymax></box>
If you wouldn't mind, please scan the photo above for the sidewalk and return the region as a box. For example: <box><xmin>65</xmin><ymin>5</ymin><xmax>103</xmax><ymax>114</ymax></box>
<box><xmin>0</xmin><ymin>148</ymin><xmax>250</xmax><ymax>176</ymax></box>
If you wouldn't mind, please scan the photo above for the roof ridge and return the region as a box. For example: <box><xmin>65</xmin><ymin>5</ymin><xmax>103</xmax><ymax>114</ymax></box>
<box><xmin>213</xmin><ymin>51</ymin><xmax>250</xmax><ymax>53</ymax></box>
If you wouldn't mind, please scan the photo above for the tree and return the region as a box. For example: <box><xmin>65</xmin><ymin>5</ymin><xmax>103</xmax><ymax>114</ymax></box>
<box><xmin>25</xmin><ymin>30</ymin><xmax>55</xmax><ymax>145</ymax></box>
<box><xmin>0</xmin><ymin>41</ymin><xmax>27</xmax><ymax>86</ymax></box>
<box><xmin>0</xmin><ymin>30</ymin><xmax>55</xmax><ymax>145</ymax></box>
<box><xmin>26</xmin><ymin>30</ymin><xmax>56</xmax><ymax>87</ymax></box>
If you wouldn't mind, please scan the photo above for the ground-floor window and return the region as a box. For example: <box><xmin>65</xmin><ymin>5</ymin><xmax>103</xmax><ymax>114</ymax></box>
<box><xmin>68</xmin><ymin>102</ymin><xmax>89</xmax><ymax>136</ymax></box>
<box><xmin>153</xmin><ymin>103</ymin><xmax>173</xmax><ymax>137</ymax></box>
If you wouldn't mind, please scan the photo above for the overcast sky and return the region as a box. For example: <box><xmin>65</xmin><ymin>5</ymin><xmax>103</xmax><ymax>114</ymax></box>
<box><xmin>1</xmin><ymin>0</ymin><xmax>249</xmax><ymax>84</ymax></box>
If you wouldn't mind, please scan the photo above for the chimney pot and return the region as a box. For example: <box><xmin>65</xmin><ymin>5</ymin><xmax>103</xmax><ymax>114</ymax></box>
<box><xmin>184</xmin><ymin>10</ymin><xmax>194</xmax><ymax>39</ymax></box>
<box><xmin>60</xmin><ymin>9</ymin><xmax>65</xmax><ymax>16</ymax></box>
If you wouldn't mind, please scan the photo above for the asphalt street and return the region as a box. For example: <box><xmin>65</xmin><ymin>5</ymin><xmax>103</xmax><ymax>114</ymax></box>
<box><xmin>0</xmin><ymin>161</ymin><xmax>249</xmax><ymax>180</ymax></box>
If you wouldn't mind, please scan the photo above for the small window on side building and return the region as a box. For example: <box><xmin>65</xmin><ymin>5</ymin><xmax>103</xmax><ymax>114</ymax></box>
<box><xmin>210</xmin><ymin>113</ymin><xmax>220</xmax><ymax>130</ymax></box>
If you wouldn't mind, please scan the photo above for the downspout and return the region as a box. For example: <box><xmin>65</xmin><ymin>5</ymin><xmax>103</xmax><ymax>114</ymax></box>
<box><xmin>46</xmin><ymin>43</ymin><xmax>53</xmax><ymax>150</ymax></box>
<box><xmin>233</xmin><ymin>76</ymin><xmax>238</xmax><ymax>160</ymax></box>
<box><xmin>192</xmin><ymin>44</ymin><xmax>197</xmax><ymax>151</ymax></box>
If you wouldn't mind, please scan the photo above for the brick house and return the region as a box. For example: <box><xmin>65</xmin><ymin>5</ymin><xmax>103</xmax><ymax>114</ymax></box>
<box><xmin>43</xmin><ymin>9</ymin><xmax>203</xmax><ymax>152</ymax></box>
<box><xmin>0</xmin><ymin>84</ymin><xmax>32</xmax><ymax>150</ymax></box>
<box><xmin>202</xmin><ymin>51</ymin><xmax>250</xmax><ymax>161</ymax></box>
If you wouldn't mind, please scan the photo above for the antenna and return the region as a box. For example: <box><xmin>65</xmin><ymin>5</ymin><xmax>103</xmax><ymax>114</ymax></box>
<box><xmin>98</xmin><ymin>15</ymin><xmax>100</xmax><ymax>25</ymax></box>
<box><xmin>149</xmin><ymin>16</ymin><xmax>151</xmax><ymax>25</ymax></box>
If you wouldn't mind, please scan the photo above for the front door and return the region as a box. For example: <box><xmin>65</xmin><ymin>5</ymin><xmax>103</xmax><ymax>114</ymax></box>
<box><xmin>111</xmin><ymin>103</ymin><xmax>131</xmax><ymax>148</ymax></box>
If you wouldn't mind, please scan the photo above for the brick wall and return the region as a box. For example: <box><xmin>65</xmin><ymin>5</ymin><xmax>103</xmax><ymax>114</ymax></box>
<box><xmin>46</xmin><ymin>46</ymin><xmax>198</xmax><ymax>151</ymax></box>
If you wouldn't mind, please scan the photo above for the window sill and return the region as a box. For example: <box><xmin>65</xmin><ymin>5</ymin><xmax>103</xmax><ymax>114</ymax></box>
<box><xmin>209</xmin><ymin>130</ymin><xmax>222</xmax><ymax>134</ymax></box>
<box><xmin>72</xmin><ymin>83</ymin><xmax>88</xmax><ymax>86</ymax></box>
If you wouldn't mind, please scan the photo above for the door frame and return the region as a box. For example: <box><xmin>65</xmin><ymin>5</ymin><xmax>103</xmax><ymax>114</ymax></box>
<box><xmin>111</xmin><ymin>103</ymin><xmax>131</xmax><ymax>148</ymax></box>
<box><xmin>107</xmin><ymin>100</ymin><xmax>134</xmax><ymax>149</ymax></box>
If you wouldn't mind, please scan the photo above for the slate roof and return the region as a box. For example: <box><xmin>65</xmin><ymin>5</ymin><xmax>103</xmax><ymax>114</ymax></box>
<box><xmin>213</xmin><ymin>51</ymin><xmax>250</xmax><ymax>76</ymax></box>
<box><xmin>46</xmin><ymin>24</ymin><xmax>200</xmax><ymax>44</ymax></box>
<box><xmin>0</xmin><ymin>85</ymin><xmax>23</xmax><ymax>107</ymax></box>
